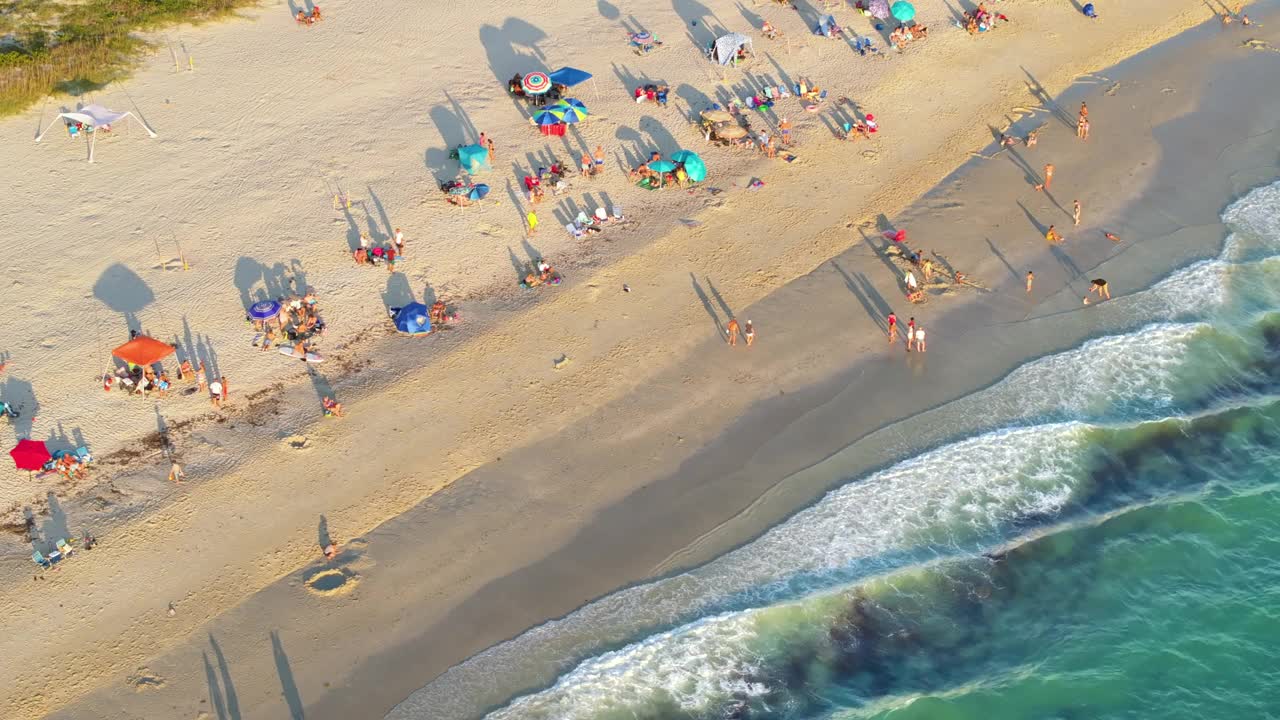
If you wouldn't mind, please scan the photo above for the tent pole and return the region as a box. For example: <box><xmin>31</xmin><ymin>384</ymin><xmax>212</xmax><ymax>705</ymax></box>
<box><xmin>89</xmin><ymin>128</ymin><xmax>96</xmax><ymax>163</ymax></box>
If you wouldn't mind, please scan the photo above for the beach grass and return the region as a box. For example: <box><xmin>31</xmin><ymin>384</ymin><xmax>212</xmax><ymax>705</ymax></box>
<box><xmin>0</xmin><ymin>0</ymin><xmax>255</xmax><ymax>116</ymax></box>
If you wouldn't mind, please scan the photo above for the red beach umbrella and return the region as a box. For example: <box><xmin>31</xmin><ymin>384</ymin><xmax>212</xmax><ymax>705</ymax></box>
<box><xmin>10</xmin><ymin>439</ymin><xmax>51</xmax><ymax>471</ymax></box>
<box><xmin>111</xmin><ymin>335</ymin><xmax>175</xmax><ymax>366</ymax></box>
<box><xmin>522</xmin><ymin>71</ymin><xmax>551</xmax><ymax>95</ymax></box>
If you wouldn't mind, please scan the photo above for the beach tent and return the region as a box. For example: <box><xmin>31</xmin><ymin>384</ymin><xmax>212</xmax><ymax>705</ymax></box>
<box><xmin>816</xmin><ymin>15</ymin><xmax>840</xmax><ymax>37</ymax></box>
<box><xmin>671</xmin><ymin>150</ymin><xmax>706</xmax><ymax>182</ymax></box>
<box><xmin>393</xmin><ymin>303</ymin><xmax>433</xmax><ymax>336</ymax></box>
<box><xmin>10</xmin><ymin>439</ymin><xmax>51</xmax><ymax>471</ymax></box>
<box><xmin>548</xmin><ymin>66</ymin><xmax>599</xmax><ymax>99</ymax></box>
<box><xmin>458</xmin><ymin>144</ymin><xmax>490</xmax><ymax>173</ymax></box>
<box><xmin>35</xmin><ymin>103</ymin><xmax>157</xmax><ymax>162</ymax></box>
<box><xmin>112</xmin><ymin>335</ymin><xmax>175</xmax><ymax>367</ymax></box>
<box><xmin>710</xmin><ymin>33</ymin><xmax>753</xmax><ymax>65</ymax></box>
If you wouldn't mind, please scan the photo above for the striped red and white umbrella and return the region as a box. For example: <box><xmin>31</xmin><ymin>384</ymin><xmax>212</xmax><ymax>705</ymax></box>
<box><xmin>522</xmin><ymin>72</ymin><xmax>551</xmax><ymax>95</ymax></box>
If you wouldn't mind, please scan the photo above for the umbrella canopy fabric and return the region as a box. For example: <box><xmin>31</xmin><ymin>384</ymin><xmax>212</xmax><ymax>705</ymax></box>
<box><xmin>522</xmin><ymin>72</ymin><xmax>551</xmax><ymax>95</ymax></box>
<box><xmin>532</xmin><ymin>108</ymin><xmax>565</xmax><ymax>126</ymax></box>
<box><xmin>458</xmin><ymin>144</ymin><xmax>490</xmax><ymax>172</ymax></box>
<box><xmin>559</xmin><ymin>97</ymin><xmax>588</xmax><ymax>111</ymax></box>
<box><xmin>868</xmin><ymin>0</ymin><xmax>891</xmax><ymax>19</ymax></box>
<box><xmin>394</xmin><ymin>303</ymin><xmax>433</xmax><ymax>336</ymax></box>
<box><xmin>551</xmin><ymin>100</ymin><xmax>588</xmax><ymax>123</ymax></box>
<box><xmin>248</xmin><ymin>300</ymin><xmax>281</xmax><ymax>320</ymax></box>
<box><xmin>547</xmin><ymin>67</ymin><xmax>593</xmax><ymax>87</ymax></box>
<box><xmin>649</xmin><ymin>160</ymin><xmax>676</xmax><ymax>173</ymax></box>
<box><xmin>891</xmin><ymin>1</ymin><xmax>915</xmax><ymax>21</ymax></box>
<box><xmin>713</xmin><ymin>123</ymin><xmax>748</xmax><ymax>140</ymax></box>
<box><xmin>112</xmin><ymin>335</ymin><xmax>175</xmax><ymax>367</ymax></box>
<box><xmin>468</xmin><ymin>184</ymin><xmax>491</xmax><ymax>200</ymax></box>
<box><xmin>10</xmin><ymin>439</ymin><xmax>51</xmax><ymax>471</ymax></box>
<box><xmin>701</xmin><ymin>109</ymin><xmax>734</xmax><ymax>123</ymax></box>
<box><xmin>671</xmin><ymin>150</ymin><xmax>707</xmax><ymax>182</ymax></box>
<box><xmin>630</xmin><ymin>31</ymin><xmax>654</xmax><ymax>46</ymax></box>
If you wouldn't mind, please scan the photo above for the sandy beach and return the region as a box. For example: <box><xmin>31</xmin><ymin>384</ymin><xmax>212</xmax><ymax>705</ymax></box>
<box><xmin>1</xmin><ymin>0</ymin><xmax>1273</xmax><ymax>717</ymax></box>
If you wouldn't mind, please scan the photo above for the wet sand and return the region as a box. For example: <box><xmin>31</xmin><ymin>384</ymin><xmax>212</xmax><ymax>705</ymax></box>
<box><xmin>2</xmin><ymin>1</ymin><xmax>1267</xmax><ymax>718</ymax></box>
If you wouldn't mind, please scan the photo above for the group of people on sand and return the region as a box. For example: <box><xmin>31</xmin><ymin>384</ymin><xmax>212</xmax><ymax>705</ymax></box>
<box><xmin>250</xmin><ymin>287</ymin><xmax>328</xmax><ymax>355</ymax></box>
<box><xmin>724</xmin><ymin>318</ymin><xmax>756</xmax><ymax>348</ymax></box>
<box><xmin>353</xmin><ymin>228</ymin><xmax>405</xmax><ymax>271</ymax></box>
<box><xmin>886</xmin><ymin>312</ymin><xmax>928</xmax><ymax>352</ymax></box>
<box><xmin>295</xmin><ymin>5</ymin><xmax>322</xmax><ymax>25</ymax></box>
<box><xmin>521</xmin><ymin>258</ymin><xmax>562</xmax><ymax>289</ymax></box>
<box><xmin>889</xmin><ymin>23</ymin><xmax>928</xmax><ymax>50</ymax></box>
<box><xmin>629</xmin><ymin>150</ymin><xmax>693</xmax><ymax>187</ymax></box>
<box><xmin>963</xmin><ymin>3</ymin><xmax>1009</xmax><ymax>34</ymax></box>
<box><xmin>632</xmin><ymin>84</ymin><xmax>670</xmax><ymax>107</ymax></box>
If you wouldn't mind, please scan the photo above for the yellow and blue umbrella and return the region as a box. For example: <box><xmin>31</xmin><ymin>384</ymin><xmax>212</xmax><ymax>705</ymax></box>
<box><xmin>551</xmin><ymin>99</ymin><xmax>589</xmax><ymax>123</ymax></box>
<box><xmin>532</xmin><ymin>108</ymin><xmax>565</xmax><ymax>126</ymax></box>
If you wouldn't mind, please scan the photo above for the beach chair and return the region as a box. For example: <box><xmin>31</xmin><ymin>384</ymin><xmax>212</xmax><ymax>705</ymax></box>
<box><xmin>56</xmin><ymin>538</ymin><xmax>74</xmax><ymax>557</ymax></box>
<box><xmin>565</xmin><ymin>223</ymin><xmax>585</xmax><ymax>239</ymax></box>
<box><xmin>32</xmin><ymin>550</ymin><xmax>50</xmax><ymax>568</ymax></box>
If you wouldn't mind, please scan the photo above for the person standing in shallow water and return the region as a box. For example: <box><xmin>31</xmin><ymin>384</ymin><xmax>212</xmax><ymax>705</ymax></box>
<box><xmin>726</xmin><ymin>318</ymin><xmax>741</xmax><ymax>347</ymax></box>
<box><xmin>887</xmin><ymin>312</ymin><xmax>898</xmax><ymax>344</ymax></box>
<box><xmin>1026</xmin><ymin>271</ymin><xmax>1034</xmax><ymax>294</ymax></box>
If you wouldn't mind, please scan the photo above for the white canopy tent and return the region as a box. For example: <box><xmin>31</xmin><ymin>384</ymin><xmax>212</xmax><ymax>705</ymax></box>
<box><xmin>35</xmin><ymin>104</ymin><xmax>157</xmax><ymax>162</ymax></box>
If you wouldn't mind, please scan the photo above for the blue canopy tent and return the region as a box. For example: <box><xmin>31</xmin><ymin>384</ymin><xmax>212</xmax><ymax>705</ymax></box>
<box><xmin>548</xmin><ymin>67</ymin><xmax>598</xmax><ymax>99</ymax></box>
<box><xmin>394</xmin><ymin>303</ymin><xmax>433</xmax><ymax>336</ymax></box>
<box><xmin>458</xmin><ymin>144</ymin><xmax>490</xmax><ymax>173</ymax></box>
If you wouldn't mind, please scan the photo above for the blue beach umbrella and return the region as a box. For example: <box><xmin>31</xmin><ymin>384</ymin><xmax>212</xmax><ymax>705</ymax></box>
<box><xmin>248</xmin><ymin>300</ymin><xmax>281</xmax><ymax>320</ymax></box>
<box><xmin>393</xmin><ymin>302</ymin><xmax>433</xmax><ymax>336</ymax></box>
<box><xmin>670</xmin><ymin>150</ymin><xmax>706</xmax><ymax>182</ymax></box>
<box><xmin>891</xmin><ymin>1</ymin><xmax>915</xmax><ymax>22</ymax></box>
<box><xmin>468</xmin><ymin>183</ymin><xmax>490</xmax><ymax>200</ymax></box>
<box><xmin>532</xmin><ymin>108</ymin><xmax>565</xmax><ymax>126</ymax></box>
<box><xmin>551</xmin><ymin>100</ymin><xmax>588</xmax><ymax>124</ymax></box>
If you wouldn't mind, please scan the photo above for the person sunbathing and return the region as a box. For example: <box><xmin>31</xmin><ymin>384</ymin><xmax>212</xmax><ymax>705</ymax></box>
<box><xmin>310</xmin><ymin>5</ymin><xmax>322</xmax><ymax>21</ymax></box>
<box><xmin>322</xmin><ymin>396</ymin><xmax>344</xmax><ymax>417</ymax></box>
<box><xmin>761</xmin><ymin>20</ymin><xmax>780</xmax><ymax>39</ymax></box>
<box><xmin>429</xmin><ymin>300</ymin><xmax>447</xmax><ymax>324</ymax></box>
<box><xmin>296</xmin><ymin>9</ymin><xmax>311</xmax><ymax>25</ymax></box>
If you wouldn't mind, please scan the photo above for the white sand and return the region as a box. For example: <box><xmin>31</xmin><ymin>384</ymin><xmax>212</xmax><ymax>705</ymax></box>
<box><xmin>0</xmin><ymin>0</ymin><xmax>1238</xmax><ymax>716</ymax></box>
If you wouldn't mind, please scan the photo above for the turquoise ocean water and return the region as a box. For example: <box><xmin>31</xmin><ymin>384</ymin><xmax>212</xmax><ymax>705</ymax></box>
<box><xmin>393</xmin><ymin>181</ymin><xmax>1280</xmax><ymax>720</ymax></box>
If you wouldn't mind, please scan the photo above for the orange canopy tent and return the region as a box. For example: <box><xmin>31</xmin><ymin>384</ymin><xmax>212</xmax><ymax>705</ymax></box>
<box><xmin>112</xmin><ymin>335</ymin><xmax>175</xmax><ymax>366</ymax></box>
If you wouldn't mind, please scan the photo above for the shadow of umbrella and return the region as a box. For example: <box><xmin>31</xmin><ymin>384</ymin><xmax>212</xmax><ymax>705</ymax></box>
<box><xmin>93</xmin><ymin>263</ymin><xmax>154</xmax><ymax>336</ymax></box>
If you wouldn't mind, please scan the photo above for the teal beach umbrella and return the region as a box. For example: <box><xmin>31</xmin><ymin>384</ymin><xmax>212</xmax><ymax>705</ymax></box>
<box><xmin>670</xmin><ymin>150</ymin><xmax>706</xmax><ymax>182</ymax></box>
<box><xmin>649</xmin><ymin>160</ymin><xmax>677</xmax><ymax>173</ymax></box>
<box><xmin>891</xmin><ymin>1</ymin><xmax>915</xmax><ymax>21</ymax></box>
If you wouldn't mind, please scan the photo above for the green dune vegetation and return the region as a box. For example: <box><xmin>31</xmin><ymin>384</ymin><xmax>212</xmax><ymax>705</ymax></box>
<box><xmin>0</xmin><ymin>0</ymin><xmax>254</xmax><ymax>116</ymax></box>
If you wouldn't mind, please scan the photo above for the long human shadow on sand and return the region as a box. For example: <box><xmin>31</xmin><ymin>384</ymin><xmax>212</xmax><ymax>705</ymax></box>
<box><xmin>479</xmin><ymin>18</ymin><xmax>549</xmax><ymax>117</ymax></box>
<box><xmin>831</xmin><ymin>261</ymin><xmax>889</xmax><ymax>332</ymax></box>
<box><xmin>1</xmin><ymin>374</ymin><xmax>39</xmax><ymax>438</ymax></box>
<box><xmin>1022</xmin><ymin>66</ymin><xmax>1076</xmax><ymax>130</ymax></box>
<box><xmin>93</xmin><ymin>263</ymin><xmax>153</xmax><ymax>337</ymax></box>
<box><xmin>673</xmin><ymin>0</ymin><xmax>725</xmax><ymax>49</ymax></box>
<box><xmin>271</xmin><ymin>631</ymin><xmax>306</xmax><ymax>720</ymax></box>
<box><xmin>204</xmin><ymin>635</ymin><xmax>242</xmax><ymax>720</ymax></box>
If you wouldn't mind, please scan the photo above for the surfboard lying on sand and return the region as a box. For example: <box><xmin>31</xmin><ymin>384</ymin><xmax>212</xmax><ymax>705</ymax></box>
<box><xmin>278</xmin><ymin>346</ymin><xmax>325</xmax><ymax>363</ymax></box>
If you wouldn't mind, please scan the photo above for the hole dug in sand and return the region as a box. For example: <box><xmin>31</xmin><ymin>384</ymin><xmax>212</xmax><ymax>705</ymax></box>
<box><xmin>304</xmin><ymin>566</ymin><xmax>359</xmax><ymax>597</ymax></box>
<box><xmin>126</xmin><ymin>667</ymin><xmax>166</xmax><ymax>692</ymax></box>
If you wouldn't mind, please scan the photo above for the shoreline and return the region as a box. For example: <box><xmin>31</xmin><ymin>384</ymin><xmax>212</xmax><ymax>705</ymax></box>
<box><xmin>0</xmin><ymin>0</ymin><xmax>1266</xmax><ymax>718</ymax></box>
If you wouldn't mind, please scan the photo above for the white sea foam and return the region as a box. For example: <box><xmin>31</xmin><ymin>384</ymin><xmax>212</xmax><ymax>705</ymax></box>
<box><xmin>388</xmin><ymin>181</ymin><xmax>1280</xmax><ymax>720</ymax></box>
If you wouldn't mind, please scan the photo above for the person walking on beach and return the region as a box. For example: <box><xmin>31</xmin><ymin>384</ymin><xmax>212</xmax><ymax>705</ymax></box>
<box><xmin>1035</xmin><ymin>163</ymin><xmax>1054</xmax><ymax>191</ymax></box>
<box><xmin>1046</xmin><ymin>225</ymin><xmax>1063</xmax><ymax>243</ymax></box>
<box><xmin>1089</xmin><ymin>278</ymin><xmax>1111</xmax><ymax>300</ymax></box>
<box><xmin>906</xmin><ymin>317</ymin><xmax>916</xmax><ymax>352</ymax></box>
<box><xmin>195</xmin><ymin>361</ymin><xmax>207</xmax><ymax>394</ymax></box>
<box><xmin>1073</xmin><ymin>200</ymin><xmax>1082</xmax><ymax>226</ymax></box>
<box><xmin>887</xmin><ymin>311</ymin><xmax>898</xmax><ymax>343</ymax></box>
<box><xmin>594</xmin><ymin>144</ymin><xmax>606</xmax><ymax>172</ymax></box>
<box><xmin>526</xmin><ymin>210</ymin><xmax>538</xmax><ymax>236</ymax></box>
<box><xmin>915</xmin><ymin>325</ymin><xmax>927</xmax><ymax>353</ymax></box>
<box><xmin>779</xmin><ymin>117</ymin><xmax>793</xmax><ymax>146</ymax></box>
<box><xmin>1080</xmin><ymin>117</ymin><xmax>1090</xmax><ymax>140</ymax></box>
<box><xmin>904</xmin><ymin>270</ymin><xmax>919</xmax><ymax>293</ymax></box>
<box><xmin>1026</xmin><ymin>271</ymin><xmax>1035</xmax><ymax>294</ymax></box>
<box><xmin>487</xmin><ymin>138</ymin><xmax>496</xmax><ymax>166</ymax></box>
<box><xmin>726</xmin><ymin>318</ymin><xmax>741</xmax><ymax>346</ymax></box>
<box><xmin>744</xmin><ymin>320</ymin><xmax>755</xmax><ymax>347</ymax></box>
<box><xmin>168</xmin><ymin>462</ymin><xmax>185</xmax><ymax>484</ymax></box>
<box><xmin>218</xmin><ymin>376</ymin><xmax>228</xmax><ymax>404</ymax></box>
<box><xmin>208</xmin><ymin>377</ymin><xmax>223</xmax><ymax>409</ymax></box>
<box><xmin>386</xmin><ymin>245</ymin><xmax>397</xmax><ymax>273</ymax></box>
<box><xmin>393</xmin><ymin>227</ymin><xmax>405</xmax><ymax>256</ymax></box>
